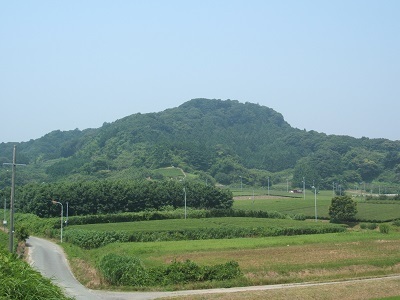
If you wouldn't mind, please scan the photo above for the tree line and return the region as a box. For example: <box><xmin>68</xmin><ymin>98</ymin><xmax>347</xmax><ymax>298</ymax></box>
<box><xmin>11</xmin><ymin>179</ymin><xmax>233</xmax><ymax>218</ymax></box>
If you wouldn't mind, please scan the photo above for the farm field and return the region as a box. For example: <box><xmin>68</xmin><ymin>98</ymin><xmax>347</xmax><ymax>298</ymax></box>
<box><xmin>67</xmin><ymin>217</ymin><xmax>342</xmax><ymax>232</ymax></box>
<box><xmin>63</xmin><ymin>229</ymin><xmax>400</xmax><ymax>291</ymax></box>
<box><xmin>3</xmin><ymin>187</ymin><xmax>400</xmax><ymax>297</ymax></box>
<box><xmin>232</xmin><ymin>190</ymin><xmax>400</xmax><ymax>221</ymax></box>
<box><xmin>58</xmin><ymin>190</ymin><xmax>400</xmax><ymax>293</ymax></box>
<box><xmin>64</xmin><ymin>217</ymin><xmax>345</xmax><ymax>249</ymax></box>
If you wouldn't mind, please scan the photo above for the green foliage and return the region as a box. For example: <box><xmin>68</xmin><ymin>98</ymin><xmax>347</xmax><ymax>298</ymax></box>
<box><xmin>64</xmin><ymin>218</ymin><xmax>346</xmax><ymax>249</ymax></box>
<box><xmin>367</xmin><ymin>223</ymin><xmax>378</xmax><ymax>230</ymax></box>
<box><xmin>15</xmin><ymin>225</ymin><xmax>30</xmax><ymax>242</ymax></box>
<box><xmin>98</xmin><ymin>254</ymin><xmax>242</xmax><ymax>286</ymax></box>
<box><xmin>392</xmin><ymin>219</ymin><xmax>400</xmax><ymax>226</ymax></box>
<box><xmin>2</xmin><ymin>98</ymin><xmax>400</xmax><ymax>189</ymax></box>
<box><xmin>329</xmin><ymin>195</ymin><xmax>358</xmax><ymax>223</ymax></box>
<box><xmin>0</xmin><ymin>247</ymin><xmax>72</xmax><ymax>299</ymax></box>
<box><xmin>16</xmin><ymin>180</ymin><xmax>233</xmax><ymax>217</ymax></box>
<box><xmin>360</xmin><ymin>223</ymin><xmax>377</xmax><ymax>230</ymax></box>
<box><xmin>379</xmin><ymin>224</ymin><xmax>390</xmax><ymax>234</ymax></box>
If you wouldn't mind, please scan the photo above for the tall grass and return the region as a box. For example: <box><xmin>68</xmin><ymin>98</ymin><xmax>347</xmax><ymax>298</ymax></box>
<box><xmin>0</xmin><ymin>231</ymin><xmax>72</xmax><ymax>300</ymax></box>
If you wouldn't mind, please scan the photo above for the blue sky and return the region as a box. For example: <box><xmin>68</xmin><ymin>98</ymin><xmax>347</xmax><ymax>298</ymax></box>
<box><xmin>1</xmin><ymin>1</ymin><xmax>399</xmax><ymax>143</ymax></box>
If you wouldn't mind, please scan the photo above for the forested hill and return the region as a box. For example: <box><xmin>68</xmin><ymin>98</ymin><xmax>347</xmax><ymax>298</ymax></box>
<box><xmin>1</xmin><ymin>98</ymin><xmax>400</xmax><ymax>189</ymax></box>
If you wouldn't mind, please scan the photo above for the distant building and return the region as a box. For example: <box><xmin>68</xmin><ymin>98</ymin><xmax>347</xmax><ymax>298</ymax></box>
<box><xmin>290</xmin><ymin>189</ymin><xmax>303</xmax><ymax>194</ymax></box>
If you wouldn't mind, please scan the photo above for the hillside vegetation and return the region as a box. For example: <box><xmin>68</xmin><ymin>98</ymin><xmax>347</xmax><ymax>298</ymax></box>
<box><xmin>1</xmin><ymin>98</ymin><xmax>399</xmax><ymax>191</ymax></box>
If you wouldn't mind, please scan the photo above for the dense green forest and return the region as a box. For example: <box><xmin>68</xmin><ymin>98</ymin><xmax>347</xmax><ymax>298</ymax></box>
<box><xmin>1</xmin><ymin>98</ymin><xmax>400</xmax><ymax>191</ymax></box>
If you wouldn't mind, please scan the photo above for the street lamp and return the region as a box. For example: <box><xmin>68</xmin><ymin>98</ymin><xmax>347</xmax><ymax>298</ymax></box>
<box><xmin>240</xmin><ymin>176</ymin><xmax>242</xmax><ymax>191</ymax></box>
<box><xmin>312</xmin><ymin>186</ymin><xmax>317</xmax><ymax>222</ymax></box>
<box><xmin>65</xmin><ymin>201</ymin><xmax>69</xmax><ymax>227</ymax></box>
<box><xmin>52</xmin><ymin>200</ymin><xmax>63</xmax><ymax>242</ymax></box>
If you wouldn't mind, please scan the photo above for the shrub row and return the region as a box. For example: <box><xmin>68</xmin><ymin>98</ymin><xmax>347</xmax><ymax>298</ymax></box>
<box><xmin>98</xmin><ymin>254</ymin><xmax>242</xmax><ymax>286</ymax></box>
<box><xmin>64</xmin><ymin>224</ymin><xmax>346</xmax><ymax>249</ymax></box>
<box><xmin>360</xmin><ymin>223</ymin><xmax>378</xmax><ymax>230</ymax></box>
<box><xmin>392</xmin><ymin>219</ymin><xmax>400</xmax><ymax>227</ymax></box>
<box><xmin>365</xmin><ymin>194</ymin><xmax>400</xmax><ymax>201</ymax></box>
<box><xmin>65</xmin><ymin>208</ymin><xmax>303</xmax><ymax>226</ymax></box>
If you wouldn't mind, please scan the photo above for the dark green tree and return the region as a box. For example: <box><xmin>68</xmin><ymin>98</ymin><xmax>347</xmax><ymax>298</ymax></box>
<box><xmin>328</xmin><ymin>195</ymin><xmax>358</xmax><ymax>223</ymax></box>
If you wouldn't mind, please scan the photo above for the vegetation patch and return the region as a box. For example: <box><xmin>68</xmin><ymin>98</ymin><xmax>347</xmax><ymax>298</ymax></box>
<box><xmin>64</xmin><ymin>217</ymin><xmax>346</xmax><ymax>249</ymax></box>
<box><xmin>98</xmin><ymin>253</ymin><xmax>242</xmax><ymax>287</ymax></box>
<box><xmin>0</xmin><ymin>235</ymin><xmax>72</xmax><ymax>299</ymax></box>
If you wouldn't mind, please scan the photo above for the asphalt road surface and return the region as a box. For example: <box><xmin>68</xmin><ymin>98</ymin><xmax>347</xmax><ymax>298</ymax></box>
<box><xmin>27</xmin><ymin>236</ymin><xmax>400</xmax><ymax>300</ymax></box>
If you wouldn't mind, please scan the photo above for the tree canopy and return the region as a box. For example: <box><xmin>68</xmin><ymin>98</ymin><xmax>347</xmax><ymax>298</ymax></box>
<box><xmin>1</xmin><ymin>98</ymin><xmax>399</xmax><ymax>189</ymax></box>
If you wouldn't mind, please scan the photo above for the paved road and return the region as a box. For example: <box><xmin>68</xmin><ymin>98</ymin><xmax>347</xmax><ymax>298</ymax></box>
<box><xmin>27</xmin><ymin>236</ymin><xmax>400</xmax><ymax>300</ymax></box>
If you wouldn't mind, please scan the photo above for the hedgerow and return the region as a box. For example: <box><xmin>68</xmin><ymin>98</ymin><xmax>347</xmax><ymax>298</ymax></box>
<box><xmin>62</xmin><ymin>208</ymin><xmax>300</xmax><ymax>227</ymax></box>
<box><xmin>98</xmin><ymin>254</ymin><xmax>242</xmax><ymax>286</ymax></box>
<box><xmin>64</xmin><ymin>223</ymin><xmax>346</xmax><ymax>249</ymax></box>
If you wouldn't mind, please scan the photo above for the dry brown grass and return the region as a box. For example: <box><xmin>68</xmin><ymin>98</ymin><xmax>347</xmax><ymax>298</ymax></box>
<box><xmin>154</xmin><ymin>239</ymin><xmax>400</xmax><ymax>285</ymax></box>
<box><xmin>162</xmin><ymin>276</ymin><xmax>400</xmax><ymax>300</ymax></box>
<box><xmin>70</xmin><ymin>258</ymin><xmax>105</xmax><ymax>289</ymax></box>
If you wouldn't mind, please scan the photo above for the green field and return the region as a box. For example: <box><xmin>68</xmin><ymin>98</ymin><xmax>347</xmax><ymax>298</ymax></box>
<box><xmin>63</xmin><ymin>228</ymin><xmax>400</xmax><ymax>291</ymax></box>
<box><xmin>4</xmin><ymin>189</ymin><xmax>400</xmax><ymax>294</ymax></box>
<box><xmin>67</xmin><ymin>217</ymin><xmax>341</xmax><ymax>232</ymax></box>
<box><xmin>232</xmin><ymin>190</ymin><xmax>400</xmax><ymax>221</ymax></box>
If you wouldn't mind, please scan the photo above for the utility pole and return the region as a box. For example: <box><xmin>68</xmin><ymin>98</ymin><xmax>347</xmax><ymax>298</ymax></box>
<box><xmin>3</xmin><ymin>196</ymin><xmax>6</xmax><ymax>230</ymax></box>
<box><xmin>183</xmin><ymin>187</ymin><xmax>187</xmax><ymax>220</ymax></box>
<box><xmin>3</xmin><ymin>146</ymin><xmax>26</xmax><ymax>253</ymax></box>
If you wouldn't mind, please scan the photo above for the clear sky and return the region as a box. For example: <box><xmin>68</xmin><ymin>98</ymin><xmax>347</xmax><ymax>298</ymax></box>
<box><xmin>1</xmin><ymin>1</ymin><xmax>399</xmax><ymax>143</ymax></box>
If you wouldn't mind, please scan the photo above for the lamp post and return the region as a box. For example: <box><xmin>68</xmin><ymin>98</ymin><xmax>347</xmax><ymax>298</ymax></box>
<box><xmin>52</xmin><ymin>200</ymin><xmax>63</xmax><ymax>242</ymax></box>
<box><xmin>65</xmin><ymin>201</ymin><xmax>69</xmax><ymax>227</ymax></box>
<box><xmin>267</xmin><ymin>177</ymin><xmax>270</xmax><ymax>196</ymax></box>
<box><xmin>312</xmin><ymin>186</ymin><xmax>317</xmax><ymax>222</ymax></box>
<box><xmin>240</xmin><ymin>176</ymin><xmax>242</xmax><ymax>191</ymax></box>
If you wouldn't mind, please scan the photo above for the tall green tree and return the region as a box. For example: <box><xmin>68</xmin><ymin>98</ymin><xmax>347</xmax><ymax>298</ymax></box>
<box><xmin>328</xmin><ymin>195</ymin><xmax>358</xmax><ymax>223</ymax></box>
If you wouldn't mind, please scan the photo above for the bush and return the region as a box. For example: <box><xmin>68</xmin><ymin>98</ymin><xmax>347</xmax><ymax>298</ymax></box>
<box><xmin>329</xmin><ymin>195</ymin><xmax>358</xmax><ymax>223</ymax></box>
<box><xmin>98</xmin><ymin>254</ymin><xmax>148</xmax><ymax>286</ymax></box>
<box><xmin>379</xmin><ymin>224</ymin><xmax>390</xmax><ymax>234</ymax></box>
<box><xmin>360</xmin><ymin>223</ymin><xmax>377</xmax><ymax>230</ymax></box>
<box><xmin>15</xmin><ymin>226</ymin><xmax>30</xmax><ymax>242</ymax></box>
<box><xmin>98</xmin><ymin>255</ymin><xmax>242</xmax><ymax>286</ymax></box>
<box><xmin>392</xmin><ymin>220</ymin><xmax>400</xmax><ymax>227</ymax></box>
